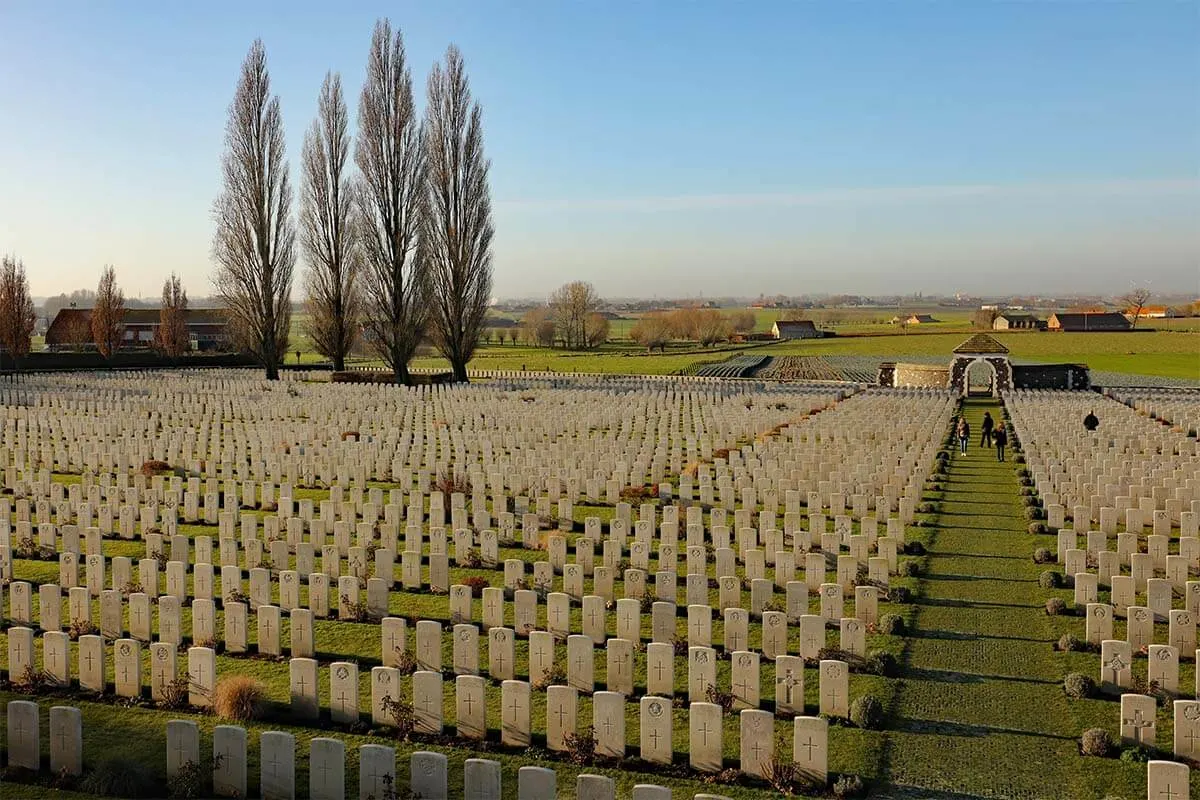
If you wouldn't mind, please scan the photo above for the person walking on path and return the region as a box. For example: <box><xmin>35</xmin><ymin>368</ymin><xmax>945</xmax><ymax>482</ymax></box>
<box><xmin>1083</xmin><ymin>410</ymin><xmax>1099</xmax><ymax>432</ymax></box>
<box><xmin>980</xmin><ymin>411</ymin><xmax>994</xmax><ymax>448</ymax></box>
<box><xmin>957</xmin><ymin>417</ymin><xmax>971</xmax><ymax>455</ymax></box>
<box><xmin>994</xmin><ymin>422</ymin><xmax>1008</xmax><ymax>461</ymax></box>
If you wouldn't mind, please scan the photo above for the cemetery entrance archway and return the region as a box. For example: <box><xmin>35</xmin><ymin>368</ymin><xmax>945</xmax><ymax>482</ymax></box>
<box><xmin>949</xmin><ymin>334</ymin><xmax>1012</xmax><ymax>398</ymax></box>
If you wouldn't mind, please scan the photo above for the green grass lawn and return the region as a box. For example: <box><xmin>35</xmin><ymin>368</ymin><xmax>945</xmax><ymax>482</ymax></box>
<box><xmin>380</xmin><ymin>327</ymin><xmax>1198</xmax><ymax>381</ymax></box>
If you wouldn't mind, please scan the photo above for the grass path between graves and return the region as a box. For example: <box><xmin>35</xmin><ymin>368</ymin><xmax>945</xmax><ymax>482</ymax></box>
<box><xmin>877</xmin><ymin>398</ymin><xmax>1135</xmax><ymax>799</ymax></box>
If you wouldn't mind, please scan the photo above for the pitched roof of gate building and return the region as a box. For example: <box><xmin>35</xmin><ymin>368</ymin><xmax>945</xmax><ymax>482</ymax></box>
<box><xmin>952</xmin><ymin>333</ymin><xmax>1010</xmax><ymax>355</ymax></box>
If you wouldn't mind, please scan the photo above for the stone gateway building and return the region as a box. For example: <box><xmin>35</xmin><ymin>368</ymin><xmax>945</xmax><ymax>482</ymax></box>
<box><xmin>878</xmin><ymin>334</ymin><xmax>1089</xmax><ymax>395</ymax></box>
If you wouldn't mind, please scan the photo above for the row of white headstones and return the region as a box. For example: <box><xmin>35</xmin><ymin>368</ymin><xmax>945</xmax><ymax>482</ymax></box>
<box><xmin>1005</xmin><ymin>388</ymin><xmax>1199</xmax><ymax>780</ymax></box>
<box><xmin>0</xmin><ymin>376</ymin><xmax>952</xmax><ymax>788</ymax></box>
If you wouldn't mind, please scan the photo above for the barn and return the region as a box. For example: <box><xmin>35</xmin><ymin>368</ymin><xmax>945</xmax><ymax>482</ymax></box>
<box><xmin>771</xmin><ymin>320</ymin><xmax>821</xmax><ymax>340</ymax></box>
<box><xmin>45</xmin><ymin>308</ymin><xmax>231</xmax><ymax>351</ymax></box>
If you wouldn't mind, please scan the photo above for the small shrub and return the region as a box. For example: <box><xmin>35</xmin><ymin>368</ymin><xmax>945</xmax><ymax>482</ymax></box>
<box><xmin>1028</xmin><ymin>522</ymin><xmax>1047</xmax><ymax>535</ymax></box>
<box><xmin>1045</xmin><ymin>597</ymin><xmax>1069</xmax><ymax>615</ymax></box>
<box><xmin>1032</xmin><ymin>547</ymin><xmax>1053</xmax><ymax>564</ymax></box>
<box><xmin>1057</xmin><ymin>633</ymin><xmax>1085</xmax><ymax>652</ymax></box>
<box><xmin>639</xmin><ymin>594</ymin><xmax>655</xmax><ymax>613</ymax></box>
<box><xmin>1026</xmin><ymin>506</ymin><xmax>1045</xmax><ymax>521</ymax></box>
<box><xmin>213</xmin><ymin>675</ymin><xmax>265</xmax><ymax>721</ymax></box>
<box><xmin>394</xmin><ymin>650</ymin><xmax>418</xmax><ymax>676</ymax></box>
<box><xmin>761</xmin><ymin>598</ymin><xmax>785</xmax><ymax>614</ymax></box>
<box><xmin>879</xmin><ymin>614</ymin><xmax>905</xmax><ymax>636</ymax></box>
<box><xmin>158</xmin><ymin>676</ymin><xmax>190</xmax><ymax>710</ymax></box>
<box><xmin>225</xmin><ymin>590</ymin><xmax>251</xmax><ymax>606</ymax></box>
<box><xmin>903</xmin><ymin>541</ymin><xmax>925</xmax><ymax>556</ymax></box>
<box><xmin>563</xmin><ymin>726</ymin><xmax>597</xmax><ymax>765</ymax></box>
<box><xmin>151</xmin><ymin>549</ymin><xmax>169</xmax><ymax>570</ymax></box>
<box><xmin>1038</xmin><ymin>570</ymin><xmax>1062</xmax><ymax>589</ymax></box>
<box><xmin>620</xmin><ymin>485</ymin><xmax>649</xmax><ymax>502</ymax></box>
<box><xmin>435</xmin><ymin>470</ymin><xmax>472</xmax><ymax>502</ymax></box>
<box><xmin>672</xmin><ymin>635</ymin><xmax>689</xmax><ymax>657</ymax></box>
<box><xmin>462</xmin><ymin>575</ymin><xmax>489</xmax><ymax>598</ymax></box>
<box><xmin>917</xmin><ymin>502</ymin><xmax>936</xmax><ymax>514</ymax></box>
<box><xmin>534</xmin><ymin>663</ymin><xmax>567</xmax><ymax>691</ymax></box>
<box><xmin>12</xmin><ymin>664</ymin><xmax>51</xmax><ymax>693</ymax></box>
<box><xmin>900</xmin><ymin>560</ymin><xmax>923</xmax><ymax>578</ymax></box>
<box><xmin>463</xmin><ymin>548</ymin><xmax>483</xmax><ymax>570</ymax></box>
<box><xmin>865</xmin><ymin>650</ymin><xmax>899</xmax><ymax>677</ymax></box>
<box><xmin>167</xmin><ymin>759</ymin><xmax>210</xmax><ymax>799</ymax></box>
<box><xmin>888</xmin><ymin>587</ymin><xmax>913</xmax><ymax>604</ymax></box>
<box><xmin>1119</xmin><ymin>745</ymin><xmax>1151</xmax><ymax>763</ymax></box>
<box><xmin>705</xmin><ymin>684</ymin><xmax>736</xmax><ymax>714</ymax></box>
<box><xmin>832</xmin><ymin>773</ymin><xmax>866</xmax><ymax>798</ymax></box>
<box><xmin>1063</xmin><ymin>672</ymin><xmax>1096</xmax><ymax>699</ymax></box>
<box><xmin>762</xmin><ymin>757</ymin><xmax>799</xmax><ymax>794</ymax></box>
<box><xmin>849</xmin><ymin>694</ymin><xmax>885</xmax><ymax>729</ymax></box>
<box><xmin>340</xmin><ymin>595</ymin><xmax>371</xmax><ymax>622</ymax></box>
<box><xmin>68</xmin><ymin>618</ymin><xmax>100</xmax><ymax>641</ymax></box>
<box><xmin>120</xmin><ymin>580</ymin><xmax>145</xmax><ymax>597</ymax></box>
<box><xmin>1080</xmin><ymin>727</ymin><xmax>1113</xmax><ymax>757</ymax></box>
<box><xmin>81</xmin><ymin>758</ymin><xmax>160</xmax><ymax>798</ymax></box>
<box><xmin>379</xmin><ymin>694</ymin><xmax>415</xmax><ymax>740</ymax></box>
<box><xmin>140</xmin><ymin>460</ymin><xmax>173</xmax><ymax>477</ymax></box>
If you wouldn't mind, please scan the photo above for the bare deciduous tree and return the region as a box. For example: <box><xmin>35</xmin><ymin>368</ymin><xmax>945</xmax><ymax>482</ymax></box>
<box><xmin>1120</xmin><ymin>287</ymin><xmax>1152</xmax><ymax>329</ymax></box>
<box><xmin>212</xmin><ymin>39</ymin><xmax>295</xmax><ymax>380</ymax></box>
<box><xmin>549</xmin><ymin>281</ymin><xmax>603</xmax><ymax>349</ymax></box>
<box><xmin>156</xmin><ymin>273</ymin><xmax>190</xmax><ymax>358</ymax></box>
<box><xmin>0</xmin><ymin>255</ymin><xmax>36</xmax><ymax>378</ymax></box>
<box><xmin>356</xmin><ymin>19</ymin><xmax>428</xmax><ymax>385</ymax></box>
<box><xmin>301</xmin><ymin>72</ymin><xmax>359</xmax><ymax>371</ymax></box>
<box><xmin>92</xmin><ymin>265</ymin><xmax>126</xmax><ymax>359</ymax></box>
<box><xmin>728</xmin><ymin>310</ymin><xmax>757</xmax><ymax>335</ymax></box>
<box><xmin>521</xmin><ymin>305</ymin><xmax>556</xmax><ymax>347</ymax></box>
<box><xmin>630</xmin><ymin>311</ymin><xmax>672</xmax><ymax>352</ymax></box>
<box><xmin>424</xmin><ymin>45</ymin><xmax>494</xmax><ymax>382</ymax></box>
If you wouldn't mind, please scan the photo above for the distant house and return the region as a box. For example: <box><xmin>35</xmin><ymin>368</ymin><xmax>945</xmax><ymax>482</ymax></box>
<box><xmin>993</xmin><ymin>313</ymin><xmax>1044</xmax><ymax>331</ymax></box>
<box><xmin>905</xmin><ymin>314</ymin><xmax>938</xmax><ymax>325</ymax></box>
<box><xmin>45</xmin><ymin>308</ymin><xmax>231</xmax><ymax>351</ymax></box>
<box><xmin>1046</xmin><ymin>312</ymin><xmax>1131</xmax><ymax>332</ymax></box>
<box><xmin>1123</xmin><ymin>305</ymin><xmax>1175</xmax><ymax>320</ymax></box>
<box><xmin>771</xmin><ymin>320</ymin><xmax>821</xmax><ymax>340</ymax></box>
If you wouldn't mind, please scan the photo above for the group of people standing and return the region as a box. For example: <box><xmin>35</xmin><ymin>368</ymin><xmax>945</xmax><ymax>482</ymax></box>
<box><xmin>956</xmin><ymin>410</ymin><xmax>1008</xmax><ymax>461</ymax></box>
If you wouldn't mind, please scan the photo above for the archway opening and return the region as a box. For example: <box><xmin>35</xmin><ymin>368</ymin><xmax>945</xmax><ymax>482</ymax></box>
<box><xmin>966</xmin><ymin>359</ymin><xmax>996</xmax><ymax>397</ymax></box>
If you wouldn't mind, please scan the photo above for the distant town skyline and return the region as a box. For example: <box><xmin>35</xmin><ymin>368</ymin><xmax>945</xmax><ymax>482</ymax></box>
<box><xmin>1</xmin><ymin>2</ymin><xmax>1197</xmax><ymax>298</ymax></box>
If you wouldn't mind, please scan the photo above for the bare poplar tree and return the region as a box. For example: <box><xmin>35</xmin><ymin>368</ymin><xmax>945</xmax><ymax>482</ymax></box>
<box><xmin>212</xmin><ymin>39</ymin><xmax>295</xmax><ymax>380</ymax></box>
<box><xmin>0</xmin><ymin>255</ymin><xmax>36</xmax><ymax>379</ymax></box>
<box><xmin>156</xmin><ymin>273</ymin><xmax>190</xmax><ymax>358</ymax></box>
<box><xmin>92</xmin><ymin>265</ymin><xmax>126</xmax><ymax>358</ymax></box>
<box><xmin>356</xmin><ymin>19</ymin><xmax>427</xmax><ymax>384</ymax></box>
<box><xmin>424</xmin><ymin>46</ymin><xmax>493</xmax><ymax>381</ymax></box>
<box><xmin>301</xmin><ymin>72</ymin><xmax>359</xmax><ymax>371</ymax></box>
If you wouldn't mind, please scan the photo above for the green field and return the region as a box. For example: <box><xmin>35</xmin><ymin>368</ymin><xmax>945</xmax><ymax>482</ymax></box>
<box><xmin>387</xmin><ymin>329</ymin><xmax>1199</xmax><ymax>381</ymax></box>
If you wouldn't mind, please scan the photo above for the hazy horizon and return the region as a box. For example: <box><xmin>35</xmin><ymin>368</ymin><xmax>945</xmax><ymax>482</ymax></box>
<box><xmin>1</xmin><ymin>2</ymin><xmax>1197</xmax><ymax>300</ymax></box>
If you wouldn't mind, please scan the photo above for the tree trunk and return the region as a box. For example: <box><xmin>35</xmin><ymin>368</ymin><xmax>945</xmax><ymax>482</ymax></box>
<box><xmin>393</xmin><ymin>362</ymin><xmax>410</xmax><ymax>386</ymax></box>
<box><xmin>453</xmin><ymin>360</ymin><xmax>469</xmax><ymax>383</ymax></box>
<box><xmin>333</xmin><ymin>355</ymin><xmax>345</xmax><ymax>372</ymax></box>
<box><xmin>265</xmin><ymin>363</ymin><xmax>280</xmax><ymax>380</ymax></box>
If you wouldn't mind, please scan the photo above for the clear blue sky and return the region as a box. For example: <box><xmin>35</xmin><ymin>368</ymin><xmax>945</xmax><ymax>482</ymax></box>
<box><xmin>1</xmin><ymin>1</ymin><xmax>1197</xmax><ymax>300</ymax></box>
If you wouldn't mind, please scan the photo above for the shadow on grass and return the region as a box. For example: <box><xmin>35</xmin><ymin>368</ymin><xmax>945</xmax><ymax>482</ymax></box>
<box><xmin>890</xmin><ymin>717</ymin><xmax>1078</xmax><ymax>742</ymax></box>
